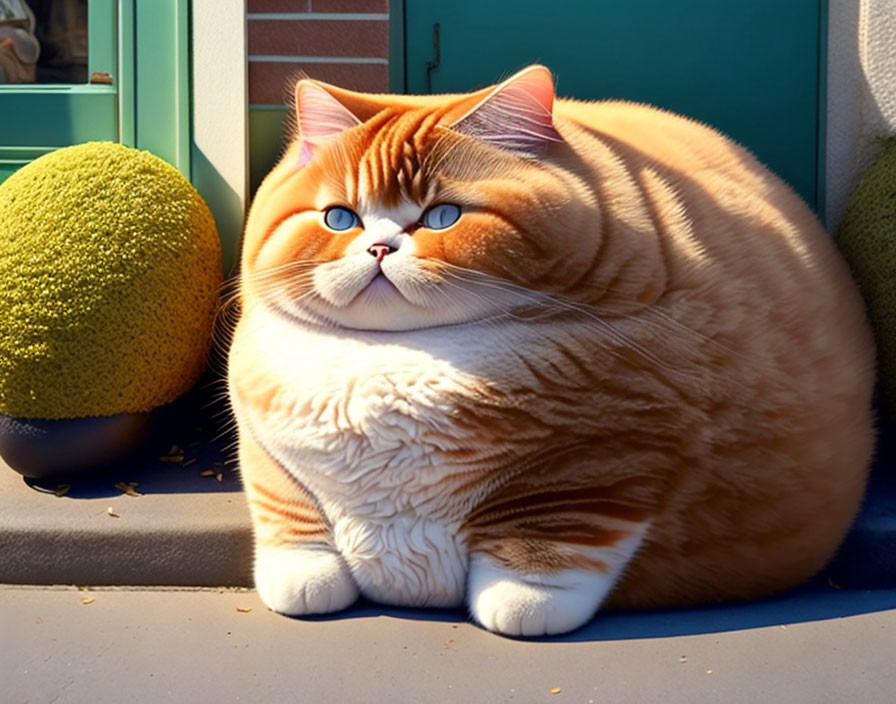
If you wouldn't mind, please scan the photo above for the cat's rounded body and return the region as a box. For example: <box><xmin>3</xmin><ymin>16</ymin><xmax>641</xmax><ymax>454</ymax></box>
<box><xmin>228</xmin><ymin>67</ymin><xmax>874</xmax><ymax>635</ymax></box>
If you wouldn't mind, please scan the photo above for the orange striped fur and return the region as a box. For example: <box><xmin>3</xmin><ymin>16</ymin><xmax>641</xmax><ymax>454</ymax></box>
<box><xmin>237</xmin><ymin>425</ymin><xmax>330</xmax><ymax>548</ymax></box>
<box><xmin>228</xmin><ymin>66</ymin><xmax>875</xmax><ymax>635</ymax></box>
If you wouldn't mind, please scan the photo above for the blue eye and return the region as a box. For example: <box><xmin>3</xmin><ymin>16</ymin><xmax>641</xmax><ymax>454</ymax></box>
<box><xmin>421</xmin><ymin>203</ymin><xmax>461</xmax><ymax>230</ymax></box>
<box><xmin>324</xmin><ymin>206</ymin><xmax>360</xmax><ymax>231</ymax></box>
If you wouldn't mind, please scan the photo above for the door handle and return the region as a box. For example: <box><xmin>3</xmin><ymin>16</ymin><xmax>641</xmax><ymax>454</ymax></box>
<box><xmin>425</xmin><ymin>23</ymin><xmax>440</xmax><ymax>94</ymax></box>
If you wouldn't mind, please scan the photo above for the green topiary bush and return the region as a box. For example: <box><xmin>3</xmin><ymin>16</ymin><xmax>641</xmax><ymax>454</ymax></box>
<box><xmin>0</xmin><ymin>141</ymin><xmax>222</xmax><ymax>419</ymax></box>
<box><xmin>835</xmin><ymin>136</ymin><xmax>896</xmax><ymax>416</ymax></box>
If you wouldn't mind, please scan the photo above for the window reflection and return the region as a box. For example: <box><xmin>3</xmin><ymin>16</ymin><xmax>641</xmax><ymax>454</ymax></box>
<box><xmin>0</xmin><ymin>0</ymin><xmax>87</xmax><ymax>84</ymax></box>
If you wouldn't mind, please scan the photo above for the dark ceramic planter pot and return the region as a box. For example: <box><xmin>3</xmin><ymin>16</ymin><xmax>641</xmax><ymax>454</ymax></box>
<box><xmin>0</xmin><ymin>412</ymin><xmax>152</xmax><ymax>481</ymax></box>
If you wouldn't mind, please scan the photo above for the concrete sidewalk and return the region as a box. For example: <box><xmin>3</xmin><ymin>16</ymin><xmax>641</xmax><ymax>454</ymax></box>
<box><xmin>2</xmin><ymin>387</ymin><xmax>896</xmax><ymax>703</ymax></box>
<box><xmin>3</xmin><ymin>584</ymin><xmax>896</xmax><ymax>703</ymax></box>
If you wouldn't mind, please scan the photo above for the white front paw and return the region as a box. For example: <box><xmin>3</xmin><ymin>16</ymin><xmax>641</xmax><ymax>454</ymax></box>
<box><xmin>255</xmin><ymin>544</ymin><xmax>359</xmax><ymax>616</ymax></box>
<box><xmin>467</xmin><ymin>555</ymin><xmax>610</xmax><ymax>637</ymax></box>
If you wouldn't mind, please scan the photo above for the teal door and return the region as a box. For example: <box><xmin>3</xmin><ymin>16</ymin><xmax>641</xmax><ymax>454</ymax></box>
<box><xmin>400</xmin><ymin>0</ymin><xmax>825</xmax><ymax>210</ymax></box>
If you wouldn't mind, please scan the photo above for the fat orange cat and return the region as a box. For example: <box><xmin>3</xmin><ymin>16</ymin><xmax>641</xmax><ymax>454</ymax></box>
<box><xmin>228</xmin><ymin>66</ymin><xmax>875</xmax><ymax>636</ymax></box>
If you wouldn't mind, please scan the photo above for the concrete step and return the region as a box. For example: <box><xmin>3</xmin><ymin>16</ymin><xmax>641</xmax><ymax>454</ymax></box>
<box><xmin>0</xmin><ymin>388</ymin><xmax>253</xmax><ymax>587</ymax></box>
<box><xmin>4</xmin><ymin>585</ymin><xmax>896</xmax><ymax>703</ymax></box>
<box><xmin>1</xmin><ymin>386</ymin><xmax>894</xmax><ymax>591</ymax></box>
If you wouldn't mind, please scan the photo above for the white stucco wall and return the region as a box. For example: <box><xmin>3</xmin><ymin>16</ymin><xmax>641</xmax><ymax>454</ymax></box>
<box><xmin>826</xmin><ymin>0</ymin><xmax>896</xmax><ymax>228</ymax></box>
<box><xmin>192</xmin><ymin>0</ymin><xmax>248</xmax><ymax>271</ymax></box>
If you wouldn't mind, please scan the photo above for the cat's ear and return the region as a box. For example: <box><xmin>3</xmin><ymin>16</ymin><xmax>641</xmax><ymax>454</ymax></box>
<box><xmin>449</xmin><ymin>65</ymin><xmax>561</xmax><ymax>158</ymax></box>
<box><xmin>294</xmin><ymin>80</ymin><xmax>362</xmax><ymax>164</ymax></box>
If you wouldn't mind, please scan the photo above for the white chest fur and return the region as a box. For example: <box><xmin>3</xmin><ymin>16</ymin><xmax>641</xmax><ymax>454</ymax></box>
<box><xmin>233</xmin><ymin>306</ymin><xmax>536</xmax><ymax>606</ymax></box>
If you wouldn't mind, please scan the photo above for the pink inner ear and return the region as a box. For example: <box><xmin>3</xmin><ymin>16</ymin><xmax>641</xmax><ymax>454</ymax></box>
<box><xmin>450</xmin><ymin>66</ymin><xmax>561</xmax><ymax>158</ymax></box>
<box><xmin>295</xmin><ymin>81</ymin><xmax>361</xmax><ymax>166</ymax></box>
<box><xmin>511</xmin><ymin>66</ymin><xmax>555</xmax><ymax>115</ymax></box>
<box><xmin>297</xmin><ymin>140</ymin><xmax>314</xmax><ymax>168</ymax></box>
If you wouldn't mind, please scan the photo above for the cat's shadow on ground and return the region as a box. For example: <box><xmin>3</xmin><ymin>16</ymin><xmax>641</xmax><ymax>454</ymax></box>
<box><xmin>288</xmin><ymin>579</ymin><xmax>896</xmax><ymax>643</ymax></box>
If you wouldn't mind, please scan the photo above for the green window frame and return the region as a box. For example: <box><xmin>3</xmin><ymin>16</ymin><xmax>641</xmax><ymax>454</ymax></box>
<box><xmin>0</xmin><ymin>0</ymin><xmax>117</xmax><ymax>181</ymax></box>
<box><xmin>0</xmin><ymin>0</ymin><xmax>190</xmax><ymax>183</ymax></box>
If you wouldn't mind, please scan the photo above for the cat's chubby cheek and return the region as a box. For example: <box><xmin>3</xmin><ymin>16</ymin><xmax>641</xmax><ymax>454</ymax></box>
<box><xmin>254</xmin><ymin>544</ymin><xmax>359</xmax><ymax>616</ymax></box>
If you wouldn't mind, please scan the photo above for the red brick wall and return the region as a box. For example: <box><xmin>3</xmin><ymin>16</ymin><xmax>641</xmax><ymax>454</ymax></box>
<box><xmin>247</xmin><ymin>0</ymin><xmax>390</xmax><ymax>106</ymax></box>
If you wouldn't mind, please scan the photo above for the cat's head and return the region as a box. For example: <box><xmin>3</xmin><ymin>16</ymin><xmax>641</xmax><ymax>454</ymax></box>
<box><xmin>240</xmin><ymin>65</ymin><xmax>599</xmax><ymax>331</ymax></box>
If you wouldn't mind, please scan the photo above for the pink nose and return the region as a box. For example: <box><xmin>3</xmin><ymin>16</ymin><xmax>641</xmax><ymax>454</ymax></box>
<box><xmin>367</xmin><ymin>243</ymin><xmax>396</xmax><ymax>262</ymax></box>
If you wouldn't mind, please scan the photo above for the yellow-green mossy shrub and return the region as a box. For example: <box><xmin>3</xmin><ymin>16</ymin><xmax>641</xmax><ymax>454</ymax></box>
<box><xmin>0</xmin><ymin>142</ymin><xmax>222</xmax><ymax>419</ymax></box>
<box><xmin>835</xmin><ymin>136</ymin><xmax>896</xmax><ymax>415</ymax></box>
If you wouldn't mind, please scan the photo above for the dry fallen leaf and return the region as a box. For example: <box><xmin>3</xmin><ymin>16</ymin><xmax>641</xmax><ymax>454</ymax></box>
<box><xmin>550</xmin><ymin>687</ymin><xmax>562</xmax><ymax>695</ymax></box>
<box><xmin>160</xmin><ymin>444</ymin><xmax>185</xmax><ymax>462</ymax></box>
<box><xmin>81</xmin><ymin>597</ymin><xmax>95</xmax><ymax>605</ymax></box>
<box><xmin>200</xmin><ymin>469</ymin><xmax>216</xmax><ymax>477</ymax></box>
<box><xmin>106</xmin><ymin>507</ymin><xmax>120</xmax><ymax>518</ymax></box>
<box><xmin>182</xmin><ymin>458</ymin><xmax>197</xmax><ymax>467</ymax></box>
<box><xmin>54</xmin><ymin>484</ymin><xmax>71</xmax><ymax>497</ymax></box>
<box><xmin>114</xmin><ymin>482</ymin><xmax>143</xmax><ymax>497</ymax></box>
<box><xmin>216</xmin><ymin>473</ymin><xmax>223</xmax><ymax>483</ymax></box>
<box><xmin>236</xmin><ymin>607</ymin><xmax>252</xmax><ymax>613</ymax></box>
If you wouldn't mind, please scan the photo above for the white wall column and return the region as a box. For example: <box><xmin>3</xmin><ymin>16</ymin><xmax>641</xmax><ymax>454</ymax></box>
<box><xmin>192</xmin><ymin>0</ymin><xmax>249</xmax><ymax>272</ymax></box>
<box><xmin>826</xmin><ymin>0</ymin><xmax>896</xmax><ymax>229</ymax></box>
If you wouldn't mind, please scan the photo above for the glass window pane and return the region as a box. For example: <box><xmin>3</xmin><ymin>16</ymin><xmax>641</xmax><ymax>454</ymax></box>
<box><xmin>0</xmin><ymin>0</ymin><xmax>87</xmax><ymax>84</ymax></box>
